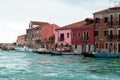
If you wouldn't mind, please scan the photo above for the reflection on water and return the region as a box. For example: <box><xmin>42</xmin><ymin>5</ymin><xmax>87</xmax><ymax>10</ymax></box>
<box><xmin>0</xmin><ymin>50</ymin><xmax>120</xmax><ymax>80</ymax></box>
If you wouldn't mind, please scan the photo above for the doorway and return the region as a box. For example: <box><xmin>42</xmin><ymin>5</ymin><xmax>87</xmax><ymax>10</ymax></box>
<box><xmin>82</xmin><ymin>44</ymin><xmax>86</xmax><ymax>52</ymax></box>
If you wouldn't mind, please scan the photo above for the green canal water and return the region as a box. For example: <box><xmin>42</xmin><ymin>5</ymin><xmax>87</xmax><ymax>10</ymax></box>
<box><xmin>0</xmin><ymin>50</ymin><xmax>120</xmax><ymax>80</ymax></box>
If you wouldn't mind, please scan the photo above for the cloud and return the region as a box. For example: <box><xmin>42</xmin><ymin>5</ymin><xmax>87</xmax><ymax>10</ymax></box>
<box><xmin>0</xmin><ymin>0</ymin><xmax>110</xmax><ymax>43</ymax></box>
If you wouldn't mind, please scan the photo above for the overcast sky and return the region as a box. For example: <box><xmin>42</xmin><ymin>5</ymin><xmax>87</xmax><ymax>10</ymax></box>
<box><xmin>0</xmin><ymin>0</ymin><xmax>116</xmax><ymax>43</ymax></box>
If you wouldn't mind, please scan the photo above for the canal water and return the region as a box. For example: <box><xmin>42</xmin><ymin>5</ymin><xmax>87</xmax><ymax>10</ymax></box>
<box><xmin>0</xmin><ymin>50</ymin><xmax>120</xmax><ymax>80</ymax></box>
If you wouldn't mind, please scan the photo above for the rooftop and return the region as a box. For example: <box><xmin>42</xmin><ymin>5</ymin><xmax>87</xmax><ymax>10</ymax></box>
<box><xmin>94</xmin><ymin>6</ymin><xmax>120</xmax><ymax>14</ymax></box>
<box><xmin>30</xmin><ymin>21</ymin><xmax>49</xmax><ymax>25</ymax></box>
<box><xmin>56</xmin><ymin>18</ymin><xmax>94</xmax><ymax>30</ymax></box>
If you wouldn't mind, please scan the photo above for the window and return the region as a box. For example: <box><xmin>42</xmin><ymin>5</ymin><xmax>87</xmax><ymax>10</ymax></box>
<box><xmin>83</xmin><ymin>32</ymin><xmax>89</xmax><ymax>41</ymax></box>
<box><xmin>104</xmin><ymin>17</ymin><xmax>108</xmax><ymax>23</ymax></box>
<box><xmin>119</xmin><ymin>14</ymin><xmax>120</xmax><ymax>25</ymax></box>
<box><xmin>95</xmin><ymin>31</ymin><xmax>98</xmax><ymax>36</ymax></box>
<box><xmin>72</xmin><ymin>33</ymin><xmax>75</xmax><ymax>37</ymax></box>
<box><xmin>118</xmin><ymin>30</ymin><xmax>120</xmax><ymax>39</ymax></box>
<box><xmin>95</xmin><ymin>18</ymin><xmax>100</xmax><ymax>23</ymax></box>
<box><xmin>78</xmin><ymin>32</ymin><xmax>80</xmax><ymax>37</ymax></box>
<box><xmin>110</xmin><ymin>15</ymin><xmax>113</xmax><ymax>25</ymax></box>
<box><xmin>104</xmin><ymin>30</ymin><xmax>108</xmax><ymax>36</ymax></box>
<box><xmin>118</xmin><ymin>30</ymin><xmax>120</xmax><ymax>35</ymax></box>
<box><xmin>110</xmin><ymin>30</ymin><xmax>113</xmax><ymax>35</ymax></box>
<box><xmin>60</xmin><ymin>34</ymin><xmax>64</xmax><ymax>41</ymax></box>
<box><xmin>67</xmin><ymin>33</ymin><xmax>69</xmax><ymax>38</ymax></box>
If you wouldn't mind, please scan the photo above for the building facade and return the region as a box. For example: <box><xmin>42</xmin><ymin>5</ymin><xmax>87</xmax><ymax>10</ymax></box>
<box><xmin>55</xmin><ymin>18</ymin><xmax>94</xmax><ymax>53</ymax></box>
<box><xmin>94</xmin><ymin>6</ymin><xmax>120</xmax><ymax>53</ymax></box>
<box><xmin>26</xmin><ymin>21</ymin><xmax>49</xmax><ymax>48</ymax></box>
<box><xmin>26</xmin><ymin>21</ymin><xmax>59</xmax><ymax>49</ymax></box>
<box><xmin>16</xmin><ymin>34</ymin><xmax>26</xmax><ymax>47</ymax></box>
<box><xmin>41</xmin><ymin>24</ymin><xmax>59</xmax><ymax>49</ymax></box>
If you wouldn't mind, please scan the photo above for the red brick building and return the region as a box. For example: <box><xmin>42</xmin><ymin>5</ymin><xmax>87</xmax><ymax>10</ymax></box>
<box><xmin>16</xmin><ymin>34</ymin><xmax>26</xmax><ymax>47</ymax></box>
<box><xmin>26</xmin><ymin>21</ymin><xmax>49</xmax><ymax>48</ymax></box>
<box><xmin>41</xmin><ymin>24</ymin><xmax>59</xmax><ymax>49</ymax></box>
<box><xmin>26</xmin><ymin>21</ymin><xmax>59</xmax><ymax>49</ymax></box>
<box><xmin>94</xmin><ymin>6</ymin><xmax>120</xmax><ymax>53</ymax></box>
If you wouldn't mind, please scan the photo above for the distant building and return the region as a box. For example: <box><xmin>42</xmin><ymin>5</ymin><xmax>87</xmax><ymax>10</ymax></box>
<box><xmin>26</xmin><ymin>21</ymin><xmax>49</xmax><ymax>48</ymax></box>
<box><xmin>16</xmin><ymin>34</ymin><xmax>26</xmax><ymax>47</ymax></box>
<box><xmin>55</xmin><ymin>18</ymin><xmax>94</xmax><ymax>53</ymax></box>
<box><xmin>26</xmin><ymin>21</ymin><xmax>59</xmax><ymax>49</ymax></box>
<box><xmin>94</xmin><ymin>6</ymin><xmax>120</xmax><ymax>53</ymax></box>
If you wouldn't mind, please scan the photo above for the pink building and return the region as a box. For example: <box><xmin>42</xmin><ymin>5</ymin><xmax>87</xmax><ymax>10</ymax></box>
<box><xmin>55</xmin><ymin>18</ymin><xmax>94</xmax><ymax>53</ymax></box>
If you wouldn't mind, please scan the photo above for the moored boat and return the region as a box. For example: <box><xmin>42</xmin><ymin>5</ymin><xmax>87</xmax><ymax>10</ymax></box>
<box><xmin>50</xmin><ymin>51</ymin><xmax>81</xmax><ymax>55</ymax></box>
<box><xmin>82</xmin><ymin>52</ymin><xmax>94</xmax><ymax>57</ymax></box>
<box><xmin>82</xmin><ymin>52</ymin><xmax>120</xmax><ymax>58</ymax></box>
<box><xmin>35</xmin><ymin>48</ymin><xmax>49</xmax><ymax>54</ymax></box>
<box><xmin>14</xmin><ymin>46</ymin><xmax>33</xmax><ymax>52</ymax></box>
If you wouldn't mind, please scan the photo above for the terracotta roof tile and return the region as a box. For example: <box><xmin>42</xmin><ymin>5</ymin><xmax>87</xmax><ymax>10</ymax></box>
<box><xmin>57</xmin><ymin>18</ymin><xmax>93</xmax><ymax>30</ymax></box>
<box><xmin>79</xmin><ymin>24</ymin><xmax>94</xmax><ymax>28</ymax></box>
<box><xmin>57</xmin><ymin>21</ymin><xmax>86</xmax><ymax>30</ymax></box>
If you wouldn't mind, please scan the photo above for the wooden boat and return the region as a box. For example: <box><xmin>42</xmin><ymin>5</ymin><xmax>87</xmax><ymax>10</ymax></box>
<box><xmin>50</xmin><ymin>51</ymin><xmax>81</xmax><ymax>55</ymax></box>
<box><xmin>55</xmin><ymin>47</ymin><xmax>72</xmax><ymax>52</ymax></box>
<box><xmin>82</xmin><ymin>52</ymin><xmax>120</xmax><ymax>58</ymax></box>
<box><xmin>35</xmin><ymin>48</ymin><xmax>49</xmax><ymax>54</ymax></box>
<box><xmin>14</xmin><ymin>46</ymin><xmax>33</xmax><ymax>52</ymax></box>
<box><xmin>82</xmin><ymin>52</ymin><xmax>94</xmax><ymax>57</ymax></box>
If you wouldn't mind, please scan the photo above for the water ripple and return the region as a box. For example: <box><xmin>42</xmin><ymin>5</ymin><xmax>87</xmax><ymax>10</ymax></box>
<box><xmin>0</xmin><ymin>50</ymin><xmax>120</xmax><ymax>80</ymax></box>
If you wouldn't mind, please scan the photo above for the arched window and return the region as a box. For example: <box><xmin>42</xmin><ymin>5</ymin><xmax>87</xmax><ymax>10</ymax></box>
<box><xmin>110</xmin><ymin>15</ymin><xmax>113</xmax><ymax>25</ymax></box>
<box><xmin>119</xmin><ymin>14</ymin><xmax>120</xmax><ymax>25</ymax></box>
